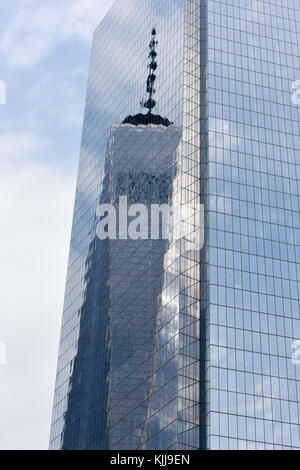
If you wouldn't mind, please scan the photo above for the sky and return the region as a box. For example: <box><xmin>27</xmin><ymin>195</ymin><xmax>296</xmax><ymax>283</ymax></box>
<box><xmin>0</xmin><ymin>0</ymin><xmax>114</xmax><ymax>450</ymax></box>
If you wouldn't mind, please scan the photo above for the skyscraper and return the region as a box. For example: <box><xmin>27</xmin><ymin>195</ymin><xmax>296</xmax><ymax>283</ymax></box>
<box><xmin>50</xmin><ymin>0</ymin><xmax>300</xmax><ymax>450</ymax></box>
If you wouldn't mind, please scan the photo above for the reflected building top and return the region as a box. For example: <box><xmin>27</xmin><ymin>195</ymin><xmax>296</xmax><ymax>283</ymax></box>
<box><xmin>122</xmin><ymin>113</ymin><xmax>172</xmax><ymax>127</ymax></box>
<box><xmin>123</xmin><ymin>28</ymin><xmax>173</xmax><ymax>128</ymax></box>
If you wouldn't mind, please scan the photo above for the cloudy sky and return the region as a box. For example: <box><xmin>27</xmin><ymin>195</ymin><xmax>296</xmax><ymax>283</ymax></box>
<box><xmin>0</xmin><ymin>0</ymin><xmax>114</xmax><ymax>450</ymax></box>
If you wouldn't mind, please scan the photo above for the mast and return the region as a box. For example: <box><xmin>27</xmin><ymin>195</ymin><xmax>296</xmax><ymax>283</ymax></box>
<box><xmin>143</xmin><ymin>28</ymin><xmax>158</xmax><ymax>115</ymax></box>
<box><xmin>122</xmin><ymin>27</ymin><xmax>172</xmax><ymax>127</ymax></box>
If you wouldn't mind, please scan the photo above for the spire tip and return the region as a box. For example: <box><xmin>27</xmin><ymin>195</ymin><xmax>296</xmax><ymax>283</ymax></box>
<box><xmin>143</xmin><ymin>28</ymin><xmax>158</xmax><ymax>115</ymax></box>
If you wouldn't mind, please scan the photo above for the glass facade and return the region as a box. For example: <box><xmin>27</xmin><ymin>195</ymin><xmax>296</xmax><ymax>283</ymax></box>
<box><xmin>50</xmin><ymin>0</ymin><xmax>300</xmax><ymax>450</ymax></box>
<box><xmin>207</xmin><ymin>0</ymin><xmax>300</xmax><ymax>450</ymax></box>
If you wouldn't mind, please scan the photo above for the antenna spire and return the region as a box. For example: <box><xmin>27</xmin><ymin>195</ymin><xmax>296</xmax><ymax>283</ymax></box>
<box><xmin>122</xmin><ymin>27</ymin><xmax>172</xmax><ymax>127</ymax></box>
<box><xmin>143</xmin><ymin>28</ymin><xmax>157</xmax><ymax>115</ymax></box>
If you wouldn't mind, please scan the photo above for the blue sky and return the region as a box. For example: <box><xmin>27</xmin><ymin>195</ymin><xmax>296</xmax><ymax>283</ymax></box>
<box><xmin>0</xmin><ymin>0</ymin><xmax>114</xmax><ymax>450</ymax></box>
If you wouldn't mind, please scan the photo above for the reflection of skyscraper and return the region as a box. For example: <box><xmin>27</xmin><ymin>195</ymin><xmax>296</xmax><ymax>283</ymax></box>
<box><xmin>61</xmin><ymin>122</ymin><xmax>181</xmax><ymax>450</ymax></box>
<box><xmin>105</xmin><ymin>123</ymin><xmax>181</xmax><ymax>450</ymax></box>
<box><xmin>50</xmin><ymin>0</ymin><xmax>300</xmax><ymax>451</ymax></box>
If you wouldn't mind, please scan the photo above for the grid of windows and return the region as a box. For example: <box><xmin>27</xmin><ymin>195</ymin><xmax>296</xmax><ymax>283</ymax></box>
<box><xmin>142</xmin><ymin>0</ymin><xmax>207</xmax><ymax>450</ymax></box>
<box><xmin>207</xmin><ymin>0</ymin><xmax>300</xmax><ymax>450</ymax></box>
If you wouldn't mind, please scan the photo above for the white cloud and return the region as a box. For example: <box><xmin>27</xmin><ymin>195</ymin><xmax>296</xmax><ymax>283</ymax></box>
<box><xmin>24</xmin><ymin>69</ymin><xmax>87</xmax><ymax>127</ymax></box>
<box><xmin>0</xmin><ymin>0</ymin><xmax>114</xmax><ymax>67</ymax></box>
<box><xmin>0</xmin><ymin>132</ymin><xmax>76</xmax><ymax>449</ymax></box>
<box><xmin>0</xmin><ymin>131</ymin><xmax>47</xmax><ymax>161</ymax></box>
<box><xmin>209</xmin><ymin>118</ymin><xmax>241</xmax><ymax>151</ymax></box>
